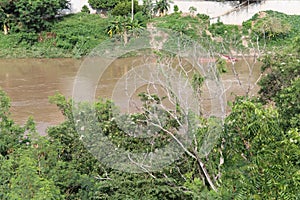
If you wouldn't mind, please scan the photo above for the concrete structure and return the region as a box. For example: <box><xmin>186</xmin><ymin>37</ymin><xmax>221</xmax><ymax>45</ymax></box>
<box><xmin>69</xmin><ymin>0</ymin><xmax>96</xmax><ymax>14</ymax></box>
<box><xmin>217</xmin><ymin>0</ymin><xmax>300</xmax><ymax>24</ymax></box>
<box><xmin>69</xmin><ymin>0</ymin><xmax>300</xmax><ymax>25</ymax></box>
<box><xmin>169</xmin><ymin>0</ymin><xmax>300</xmax><ymax>25</ymax></box>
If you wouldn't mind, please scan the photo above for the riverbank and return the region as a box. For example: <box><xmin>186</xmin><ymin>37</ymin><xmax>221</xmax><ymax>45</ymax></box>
<box><xmin>0</xmin><ymin>11</ymin><xmax>299</xmax><ymax>59</ymax></box>
<box><xmin>0</xmin><ymin>13</ymin><xmax>109</xmax><ymax>59</ymax></box>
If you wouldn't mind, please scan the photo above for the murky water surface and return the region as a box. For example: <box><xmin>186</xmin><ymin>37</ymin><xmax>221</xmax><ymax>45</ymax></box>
<box><xmin>0</xmin><ymin>58</ymin><xmax>261</xmax><ymax>134</ymax></box>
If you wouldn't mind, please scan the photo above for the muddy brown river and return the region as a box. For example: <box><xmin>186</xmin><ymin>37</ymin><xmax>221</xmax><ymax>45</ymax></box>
<box><xmin>0</xmin><ymin>58</ymin><xmax>261</xmax><ymax>134</ymax></box>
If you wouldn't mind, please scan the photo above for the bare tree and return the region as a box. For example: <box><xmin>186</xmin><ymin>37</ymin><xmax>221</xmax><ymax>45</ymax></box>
<box><xmin>74</xmin><ymin>26</ymin><xmax>267</xmax><ymax>192</ymax></box>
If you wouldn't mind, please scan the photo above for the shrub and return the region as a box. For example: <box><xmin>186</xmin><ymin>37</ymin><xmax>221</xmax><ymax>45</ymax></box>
<box><xmin>252</xmin><ymin>15</ymin><xmax>291</xmax><ymax>40</ymax></box>
<box><xmin>111</xmin><ymin>0</ymin><xmax>141</xmax><ymax>16</ymax></box>
<box><xmin>134</xmin><ymin>11</ymin><xmax>148</xmax><ymax>27</ymax></box>
<box><xmin>173</xmin><ymin>5</ymin><xmax>179</xmax><ymax>13</ymax></box>
<box><xmin>81</xmin><ymin>5</ymin><xmax>90</xmax><ymax>14</ymax></box>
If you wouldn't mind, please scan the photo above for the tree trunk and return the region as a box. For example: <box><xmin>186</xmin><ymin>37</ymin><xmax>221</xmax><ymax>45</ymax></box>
<box><xmin>193</xmin><ymin>150</ymin><xmax>218</xmax><ymax>192</ymax></box>
<box><xmin>3</xmin><ymin>24</ymin><xmax>8</xmax><ymax>35</ymax></box>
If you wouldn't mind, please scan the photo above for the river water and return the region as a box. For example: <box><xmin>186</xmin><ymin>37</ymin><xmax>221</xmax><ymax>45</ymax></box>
<box><xmin>0</xmin><ymin>58</ymin><xmax>261</xmax><ymax>134</ymax></box>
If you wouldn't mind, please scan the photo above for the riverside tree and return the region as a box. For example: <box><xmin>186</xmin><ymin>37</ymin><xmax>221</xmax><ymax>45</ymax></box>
<box><xmin>0</xmin><ymin>0</ymin><xmax>70</xmax><ymax>34</ymax></box>
<box><xmin>88</xmin><ymin>0</ymin><xmax>120</xmax><ymax>13</ymax></box>
<box><xmin>154</xmin><ymin>0</ymin><xmax>170</xmax><ymax>16</ymax></box>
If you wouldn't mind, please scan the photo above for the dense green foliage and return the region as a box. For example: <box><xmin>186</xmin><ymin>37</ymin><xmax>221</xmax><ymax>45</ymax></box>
<box><xmin>111</xmin><ymin>0</ymin><xmax>141</xmax><ymax>17</ymax></box>
<box><xmin>0</xmin><ymin>89</ymin><xmax>219</xmax><ymax>199</ymax></box>
<box><xmin>153</xmin><ymin>0</ymin><xmax>170</xmax><ymax>16</ymax></box>
<box><xmin>151</xmin><ymin>12</ymin><xmax>209</xmax><ymax>40</ymax></box>
<box><xmin>221</xmin><ymin>99</ymin><xmax>300</xmax><ymax>199</ymax></box>
<box><xmin>0</xmin><ymin>0</ymin><xmax>69</xmax><ymax>33</ymax></box>
<box><xmin>0</xmin><ymin>13</ymin><xmax>110</xmax><ymax>58</ymax></box>
<box><xmin>0</xmin><ymin>9</ymin><xmax>299</xmax><ymax>58</ymax></box>
<box><xmin>258</xmin><ymin>37</ymin><xmax>300</xmax><ymax>130</ymax></box>
<box><xmin>81</xmin><ymin>5</ymin><xmax>91</xmax><ymax>14</ymax></box>
<box><xmin>258</xmin><ymin>39</ymin><xmax>299</xmax><ymax>103</ymax></box>
<box><xmin>244</xmin><ymin>11</ymin><xmax>300</xmax><ymax>49</ymax></box>
<box><xmin>88</xmin><ymin>0</ymin><xmax>120</xmax><ymax>11</ymax></box>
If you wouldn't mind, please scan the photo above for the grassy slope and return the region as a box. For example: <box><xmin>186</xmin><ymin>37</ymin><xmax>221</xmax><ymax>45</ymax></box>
<box><xmin>0</xmin><ymin>11</ymin><xmax>299</xmax><ymax>58</ymax></box>
<box><xmin>152</xmin><ymin>11</ymin><xmax>300</xmax><ymax>54</ymax></box>
<box><xmin>245</xmin><ymin>10</ymin><xmax>300</xmax><ymax>51</ymax></box>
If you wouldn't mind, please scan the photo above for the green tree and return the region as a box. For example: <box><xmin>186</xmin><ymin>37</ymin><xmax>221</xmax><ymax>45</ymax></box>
<box><xmin>47</xmin><ymin>93</ymin><xmax>200</xmax><ymax>199</ymax></box>
<box><xmin>106</xmin><ymin>16</ymin><xmax>142</xmax><ymax>44</ymax></box>
<box><xmin>81</xmin><ymin>5</ymin><xmax>90</xmax><ymax>14</ymax></box>
<box><xmin>8</xmin><ymin>150</ymin><xmax>63</xmax><ymax>200</ymax></box>
<box><xmin>88</xmin><ymin>0</ymin><xmax>120</xmax><ymax>12</ymax></box>
<box><xmin>111</xmin><ymin>0</ymin><xmax>141</xmax><ymax>17</ymax></box>
<box><xmin>173</xmin><ymin>5</ymin><xmax>179</xmax><ymax>13</ymax></box>
<box><xmin>259</xmin><ymin>38</ymin><xmax>300</xmax><ymax>102</ymax></box>
<box><xmin>0</xmin><ymin>89</ymin><xmax>28</xmax><ymax>157</ymax></box>
<box><xmin>0</xmin><ymin>89</ymin><xmax>64</xmax><ymax>199</ymax></box>
<box><xmin>252</xmin><ymin>14</ymin><xmax>291</xmax><ymax>40</ymax></box>
<box><xmin>221</xmin><ymin>99</ymin><xmax>300</xmax><ymax>199</ymax></box>
<box><xmin>141</xmin><ymin>0</ymin><xmax>154</xmax><ymax>18</ymax></box>
<box><xmin>154</xmin><ymin>0</ymin><xmax>170</xmax><ymax>16</ymax></box>
<box><xmin>0</xmin><ymin>0</ymin><xmax>16</xmax><ymax>34</ymax></box>
<box><xmin>0</xmin><ymin>0</ymin><xmax>69</xmax><ymax>33</ymax></box>
<box><xmin>134</xmin><ymin>11</ymin><xmax>148</xmax><ymax>27</ymax></box>
<box><xmin>275</xmin><ymin>78</ymin><xmax>300</xmax><ymax>128</ymax></box>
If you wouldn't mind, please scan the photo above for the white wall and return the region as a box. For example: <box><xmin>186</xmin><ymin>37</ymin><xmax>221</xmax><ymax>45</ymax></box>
<box><xmin>69</xmin><ymin>0</ymin><xmax>236</xmax><ymax>16</ymax></box>
<box><xmin>169</xmin><ymin>0</ymin><xmax>238</xmax><ymax>18</ymax></box>
<box><xmin>212</xmin><ymin>0</ymin><xmax>300</xmax><ymax>24</ymax></box>
<box><xmin>69</xmin><ymin>0</ymin><xmax>300</xmax><ymax>25</ymax></box>
<box><xmin>170</xmin><ymin>0</ymin><xmax>300</xmax><ymax>25</ymax></box>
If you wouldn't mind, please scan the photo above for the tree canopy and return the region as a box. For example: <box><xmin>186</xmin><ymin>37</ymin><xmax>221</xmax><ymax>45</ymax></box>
<box><xmin>0</xmin><ymin>0</ymin><xmax>69</xmax><ymax>33</ymax></box>
<box><xmin>111</xmin><ymin>0</ymin><xmax>141</xmax><ymax>17</ymax></box>
<box><xmin>88</xmin><ymin>0</ymin><xmax>120</xmax><ymax>11</ymax></box>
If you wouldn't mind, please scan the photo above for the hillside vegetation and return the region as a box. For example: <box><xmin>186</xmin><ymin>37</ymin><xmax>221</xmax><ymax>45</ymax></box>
<box><xmin>0</xmin><ymin>9</ymin><xmax>299</xmax><ymax>58</ymax></box>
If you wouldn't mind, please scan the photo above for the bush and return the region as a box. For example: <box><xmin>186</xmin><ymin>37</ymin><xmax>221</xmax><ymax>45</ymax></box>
<box><xmin>134</xmin><ymin>11</ymin><xmax>148</xmax><ymax>27</ymax></box>
<box><xmin>52</xmin><ymin>13</ymin><xmax>109</xmax><ymax>57</ymax></box>
<box><xmin>252</xmin><ymin>15</ymin><xmax>291</xmax><ymax>40</ymax></box>
<box><xmin>111</xmin><ymin>0</ymin><xmax>141</xmax><ymax>16</ymax></box>
<box><xmin>196</xmin><ymin>13</ymin><xmax>209</xmax><ymax>22</ymax></box>
<box><xmin>242</xmin><ymin>20</ymin><xmax>252</xmax><ymax>35</ymax></box>
<box><xmin>81</xmin><ymin>5</ymin><xmax>90</xmax><ymax>14</ymax></box>
<box><xmin>173</xmin><ymin>5</ymin><xmax>179</xmax><ymax>12</ymax></box>
<box><xmin>208</xmin><ymin>21</ymin><xmax>239</xmax><ymax>36</ymax></box>
<box><xmin>151</xmin><ymin>12</ymin><xmax>209</xmax><ymax>39</ymax></box>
